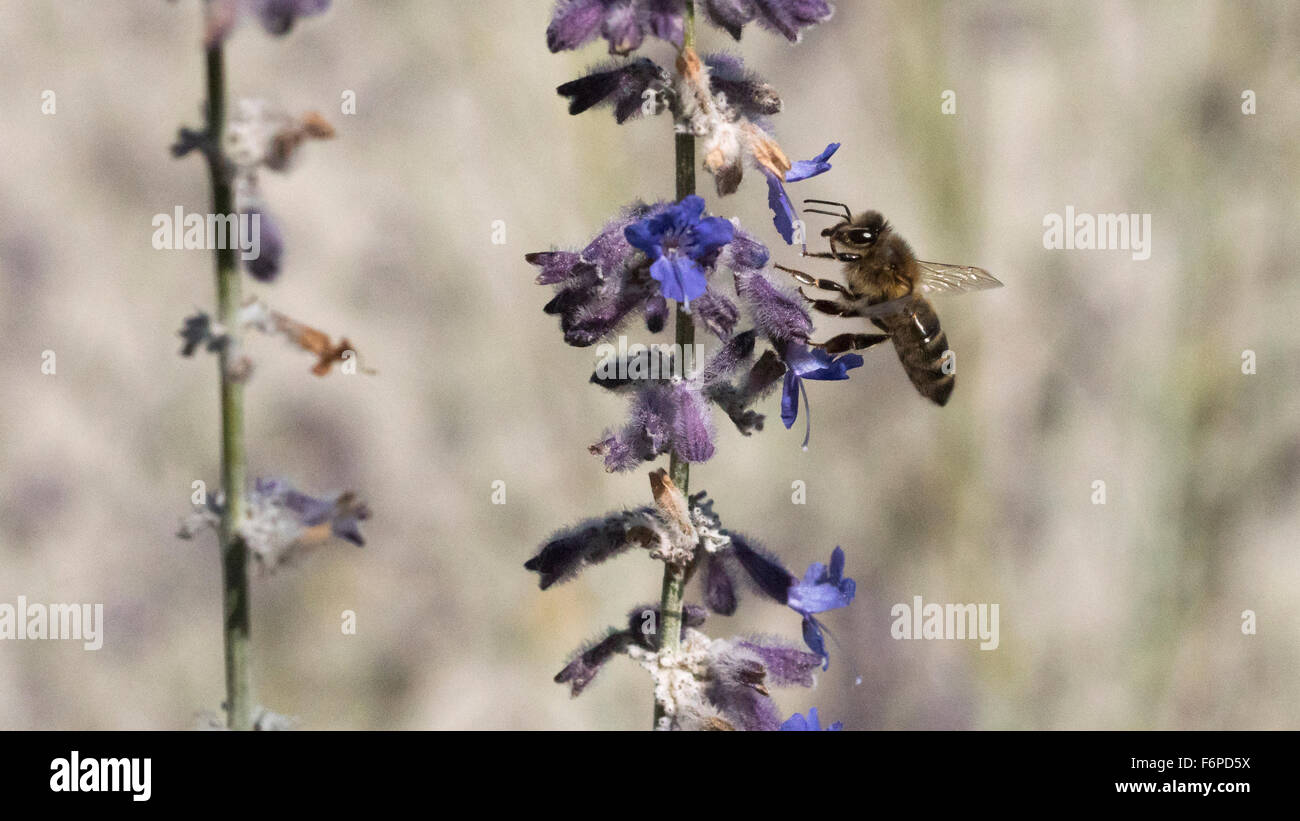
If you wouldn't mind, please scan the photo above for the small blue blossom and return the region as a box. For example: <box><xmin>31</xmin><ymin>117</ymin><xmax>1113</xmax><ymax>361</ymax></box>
<box><xmin>624</xmin><ymin>195</ymin><xmax>735</xmax><ymax>309</ymax></box>
<box><xmin>251</xmin><ymin>0</ymin><xmax>330</xmax><ymax>35</ymax></box>
<box><xmin>781</xmin><ymin>343</ymin><xmax>863</xmax><ymax>448</ymax></box>
<box><xmin>765</xmin><ymin>142</ymin><xmax>839</xmax><ymax>244</ymax></box>
<box><xmin>786</xmin><ymin>142</ymin><xmax>839</xmax><ymax>182</ymax></box>
<box><xmin>206</xmin><ymin>0</ymin><xmax>331</xmax><ymax>44</ymax></box>
<box><xmin>787</xmin><ymin>546</ymin><xmax>855</xmax><ymax>668</ymax></box>
<box><xmin>242</xmin><ymin>207</ymin><xmax>284</xmax><ymax>282</ymax></box>
<box><xmin>780</xmin><ymin>707</ymin><xmax>843</xmax><ymax>731</ymax></box>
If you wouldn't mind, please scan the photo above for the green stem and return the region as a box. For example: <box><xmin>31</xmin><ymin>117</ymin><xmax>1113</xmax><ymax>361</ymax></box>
<box><xmin>653</xmin><ymin>0</ymin><xmax>695</xmax><ymax>731</ymax></box>
<box><xmin>203</xmin><ymin>30</ymin><xmax>252</xmax><ymax>731</ymax></box>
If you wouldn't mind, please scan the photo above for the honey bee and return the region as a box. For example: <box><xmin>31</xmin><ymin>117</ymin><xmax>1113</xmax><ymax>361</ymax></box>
<box><xmin>775</xmin><ymin>200</ymin><xmax>1002</xmax><ymax>406</ymax></box>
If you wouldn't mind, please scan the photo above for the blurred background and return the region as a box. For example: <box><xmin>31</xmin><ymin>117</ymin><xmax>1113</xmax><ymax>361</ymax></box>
<box><xmin>0</xmin><ymin>0</ymin><xmax>1297</xmax><ymax>730</ymax></box>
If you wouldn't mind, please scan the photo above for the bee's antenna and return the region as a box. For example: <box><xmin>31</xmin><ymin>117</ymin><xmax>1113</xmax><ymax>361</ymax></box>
<box><xmin>802</xmin><ymin>199</ymin><xmax>852</xmax><ymax>221</ymax></box>
<box><xmin>803</xmin><ymin>208</ymin><xmax>846</xmax><ymax>220</ymax></box>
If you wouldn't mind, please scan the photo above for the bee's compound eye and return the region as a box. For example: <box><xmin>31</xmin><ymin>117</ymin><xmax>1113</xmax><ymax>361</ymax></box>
<box><xmin>844</xmin><ymin>228</ymin><xmax>874</xmax><ymax>246</ymax></box>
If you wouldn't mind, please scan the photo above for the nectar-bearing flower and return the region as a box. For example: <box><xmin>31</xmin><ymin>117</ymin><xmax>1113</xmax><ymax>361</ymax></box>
<box><xmin>787</xmin><ymin>546</ymin><xmax>856</xmax><ymax>668</ymax></box>
<box><xmin>765</xmin><ymin>142</ymin><xmax>839</xmax><ymax>244</ymax></box>
<box><xmin>781</xmin><ymin>343</ymin><xmax>863</xmax><ymax>448</ymax></box>
<box><xmin>715</xmin><ymin>537</ymin><xmax>855</xmax><ymax>666</ymax></box>
<box><xmin>624</xmin><ymin>195</ymin><xmax>735</xmax><ymax>309</ymax></box>
<box><xmin>529</xmin><ymin>202</ymin><xmax>769</xmax><ymax>349</ymax></box>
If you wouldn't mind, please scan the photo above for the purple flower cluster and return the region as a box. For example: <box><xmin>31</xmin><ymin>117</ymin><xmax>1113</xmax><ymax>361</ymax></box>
<box><xmin>556</xmin><ymin>52</ymin><xmax>779</xmax><ymax>125</ymax></box>
<box><xmin>530</xmin><ymin>194</ymin><xmax>868</xmax><ymax>468</ymax></box>
<box><xmin>528</xmin><ymin>201</ymin><xmax>678</xmax><ymax>347</ymax></box>
<box><xmin>702</xmin><ymin>0</ymin><xmax>835</xmax><ymax>42</ymax></box>
<box><xmin>554</xmin><ymin>605</ymin><xmax>828</xmax><ymax>730</ymax></box>
<box><xmin>553</xmin><ymin>48</ymin><xmax>841</xmax><ymax>245</ymax></box>
<box><xmin>533</xmin><ymin>0</ymin><xmax>854</xmax><ymax>731</ymax></box>
<box><xmin>528</xmin><ymin>195</ymin><xmax>754</xmax><ymax>344</ymax></box>
<box><xmin>547</xmin><ymin>0</ymin><xmax>834</xmax><ymax>54</ymax></box>
<box><xmin>525</xmin><ymin>486</ymin><xmax>853</xmax><ymax>728</ymax></box>
<box><xmin>526</xmin><ymin>492</ymin><xmax>855</xmax><ymax>668</ymax></box>
<box><xmin>553</xmin><ymin>603</ymin><xmax>709</xmax><ymax>696</ymax></box>
<box><xmin>703</xmin><ymin>638</ymin><xmax>824</xmax><ymax>730</ymax></box>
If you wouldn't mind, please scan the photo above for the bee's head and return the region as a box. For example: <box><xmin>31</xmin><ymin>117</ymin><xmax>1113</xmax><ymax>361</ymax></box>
<box><xmin>822</xmin><ymin>211</ymin><xmax>889</xmax><ymax>261</ymax></box>
<box><xmin>801</xmin><ymin>201</ymin><xmax>891</xmax><ymax>262</ymax></box>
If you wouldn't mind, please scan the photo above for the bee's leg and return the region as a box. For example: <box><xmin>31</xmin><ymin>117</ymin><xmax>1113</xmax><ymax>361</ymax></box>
<box><xmin>810</xmin><ymin>333</ymin><xmax>890</xmax><ymax>354</ymax></box>
<box><xmin>800</xmin><ymin>251</ymin><xmax>841</xmax><ymax>260</ymax></box>
<box><xmin>774</xmin><ymin>264</ymin><xmax>856</xmax><ymax>297</ymax></box>
<box><xmin>803</xmin><ymin>294</ymin><xmax>861</xmax><ymax>317</ymax></box>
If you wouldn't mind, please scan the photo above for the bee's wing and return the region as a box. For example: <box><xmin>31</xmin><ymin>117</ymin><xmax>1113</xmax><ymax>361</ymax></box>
<box><xmin>915</xmin><ymin>261</ymin><xmax>1003</xmax><ymax>295</ymax></box>
<box><xmin>853</xmin><ymin>264</ymin><xmax>1001</xmax><ymax>320</ymax></box>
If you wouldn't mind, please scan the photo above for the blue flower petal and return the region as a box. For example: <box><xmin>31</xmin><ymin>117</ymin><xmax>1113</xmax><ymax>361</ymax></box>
<box><xmin>789</xmin><ymin>547</ymin><xmax>857</xmax><ymax>615</ymax></box>
<box><xmin>690</xmin><ymin>215</ymin><xmax>736</xmax><ymax>258</ymax></box>
<box><xmin>781</xmin><ymin>707</ymin><xmax>844</xmax><ymax>731</ymax></box>
<box><xmin>789</xmin><ymin>578</ymin><xmax>852</xmax><ymax>614</ymax></box>
<box><xmin>801</xmin><ymin>560</ymin><xmax>828</xmax><ymax>586</ymax></box>
<box><xmin>625</xmin><ymin>195</ymin><xmax>732</xmax><ymax>306</ymax></box>
<box><xmin>624</xmin><ymin>220</ymin><xmax>662</xmax><ymax>259</ymax></box>
<box><xmin>805</xmin><ymin>707</ymin><xmax>822</xmax><ymax>730</ymax></box>
<box><xmin>785</xmin><ymin>142</ymin><xmax>840</xmax><ymax>182</ymax></box>
<box><xmin>678</xmin><ymin>194</ymin><xmax>707</xmax><ymax>222</ymax></box>
<box><xmin>649</xmin><ymin>255</ymin><xmax>707</xmax><ymax>304</ymax></box>
<box><xmin>766</xmin><ymin>171</ymin><xmax>798</xmax><ymax>244</ymax></box>
<box><xmin>780</xmin><ymin>712</ymin><xmax>811</xmax><ymax>731</ymax></box>
<box><xmin>781</xmin><ymin>369</ymin><xmax>800</xmax><ymax>429</ymax></box>
<box><xmin>782</xmin><ymin>345</ymin><xmax>861</xmax><ymax>448</ymax></box>
<box><xmin>803</xmin><ymin>351</ymin><xmax>864</xmax><ymax>381</ymax></box>
<box><xmin>802</xmin><ymin>616</ymin><xmax>829</xmax><ymax>669</ymax></box>
<box><xmin>786</xmin><ymin>548</ymin><xmax>856</xmax><ymax>666</ymax></box>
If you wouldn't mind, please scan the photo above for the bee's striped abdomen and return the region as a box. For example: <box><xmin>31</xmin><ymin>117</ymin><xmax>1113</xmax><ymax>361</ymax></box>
<box><xmin>875</xmin><ymin>296</ymin><xmax>955</xmax><ymax>406</ymax></box>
